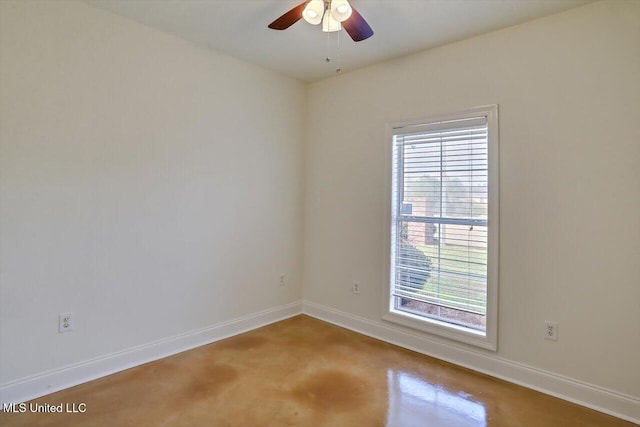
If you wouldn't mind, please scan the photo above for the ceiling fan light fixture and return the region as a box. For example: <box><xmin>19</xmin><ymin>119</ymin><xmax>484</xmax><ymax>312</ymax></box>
<box><xmin>322</xmin><ymin>9</ymin><xmax>342</xmax><ymax>32</ymax></box>
<box><xmin>330</xmin><ymin>0</ymin><xmax>352</xmax><ymax>22</ymax></box>
<box><xmin>303</xmin><ymin>0</ymin><xmax>324</xmax><ymax>25</ymax></box>
<box><xmin>268</xmin><ymin>0</ymin><xmax>373</xmax><ymax>42</ymax></box>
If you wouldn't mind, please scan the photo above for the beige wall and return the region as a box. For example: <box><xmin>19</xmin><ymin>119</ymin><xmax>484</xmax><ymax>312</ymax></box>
<box><xmin>0</xmin><ymin>0</ymin><xmax>305</xmax><ymax>384</ymax></box>
<box><xmin>303</xmin><ymin>0</ymin><xmax>640</xmax><ymax>398</ymax></box>
<box><xmin>1</xmin><ymin>0</ymin><xmax>638</xmax><ymax>412</ymax></box>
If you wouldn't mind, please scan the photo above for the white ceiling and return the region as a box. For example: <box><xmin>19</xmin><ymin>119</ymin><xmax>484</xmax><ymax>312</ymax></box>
<box><xmin>86</xmin><ymin>0</ymin><xmax>594</xmax><ymax>82</ymax></box>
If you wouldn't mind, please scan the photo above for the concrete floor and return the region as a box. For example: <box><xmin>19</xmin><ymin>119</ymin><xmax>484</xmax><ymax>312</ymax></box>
<box><xmin>0</xmin><ymin>315</ymin><xmax>634</xmax><ymax>426</ymax></box>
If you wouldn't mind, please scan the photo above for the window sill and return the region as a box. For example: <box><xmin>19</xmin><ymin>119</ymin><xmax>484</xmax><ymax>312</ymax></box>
<box><xmin>383</xmin><ymin>309</ymin><xmax>497</xmax><ymax>351</ymax></box>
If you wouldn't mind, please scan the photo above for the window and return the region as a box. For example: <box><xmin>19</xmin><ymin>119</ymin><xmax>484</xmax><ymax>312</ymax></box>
<box><xmin>384</xmin><ymin>105</ymin><xmax>498</xmax><ymax>350</ymax></box>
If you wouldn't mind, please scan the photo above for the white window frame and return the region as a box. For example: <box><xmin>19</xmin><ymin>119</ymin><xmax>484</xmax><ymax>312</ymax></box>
<box><xmin>382</xmin><ymin>105</ymin><xmax>499</xmax><ymax>351</ymax></box>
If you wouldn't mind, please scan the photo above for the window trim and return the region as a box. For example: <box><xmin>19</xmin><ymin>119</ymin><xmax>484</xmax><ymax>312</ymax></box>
<box><xmin>382</xmin><ymin>105</ymin><xmax>499</xmax><ymax>351</ymax></box>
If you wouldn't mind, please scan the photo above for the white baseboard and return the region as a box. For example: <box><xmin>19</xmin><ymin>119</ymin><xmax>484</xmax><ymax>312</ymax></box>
<box><xmin>302</xmin><ymin>300</ymin><xmax>640</xmax><ymax>424</ymax></box>
<box><xmin>3</xmin><ymin>300</ymin><xmax>637</xmax><ymax>424</ymax></box>
<box><xmin>0</xmin><ymin>301</ymin><xmax>303</xmax><ymax>405</ymax></box>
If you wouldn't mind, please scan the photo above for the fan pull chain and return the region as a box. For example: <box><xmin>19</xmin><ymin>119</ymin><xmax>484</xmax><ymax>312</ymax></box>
<box><xmin>335</xmin><ymin>29</ymin><xmax>342</xmax><ymax>74</ymax></box>
<box><xmin>322</xmin><ymin>2</ymin><xmax>342</xmax><ymax>74</ymax></box>
<box><xmin>325</xmin><ymin>23</ymin><xmax>331</xmax><ymax>63</ymax></box>
<box><xmin>325</xmin><ymin>28</ymin><xmax>342</xmax><ymax>74</ymax></box>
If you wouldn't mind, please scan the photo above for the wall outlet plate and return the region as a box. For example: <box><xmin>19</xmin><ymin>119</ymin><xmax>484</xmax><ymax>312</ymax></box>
<box><xmin>544</xmin><ymin>320</ymin><xmax>558</xmax><ymax>341</ymax></box>
<box><xmin>59</xmin><ymin>313</ymin><xmax>74</xmax><ymax>333</ymax></box>
<box><xmin>351</xmin><ymin>282</ymin><xmax>361</xmax><ymax>294</ymax></box>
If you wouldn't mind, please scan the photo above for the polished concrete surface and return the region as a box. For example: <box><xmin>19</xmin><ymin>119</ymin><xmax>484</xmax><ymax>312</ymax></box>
<box><xmin>0</xmin><ymin>315</ymin><xmax>634</xmax><ymax>426</ymax></box>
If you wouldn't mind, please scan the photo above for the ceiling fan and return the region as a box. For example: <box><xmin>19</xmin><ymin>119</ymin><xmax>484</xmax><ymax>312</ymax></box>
<box><xmin>268</xmin><ymin>0</ymin><xmax>374</xmax><ymax>42</ymax></box>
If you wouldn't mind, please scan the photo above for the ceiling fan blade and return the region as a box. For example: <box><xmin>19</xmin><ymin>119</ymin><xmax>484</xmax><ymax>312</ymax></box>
<box><xmin>342</xmin><ymin>7</ymin><xmax>374</xmax><ymax>42</ymax></box>
<box><xmin>268</xmin><ymin>2</ymin><xmax>307</xmax><ymax>30</ymax></box>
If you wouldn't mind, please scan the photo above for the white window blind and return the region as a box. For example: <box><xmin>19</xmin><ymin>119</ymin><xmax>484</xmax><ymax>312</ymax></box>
<box><xmin>391</xmin><ymin>115</ymin><xmax>490</xmax><ymax>331</ymax></box>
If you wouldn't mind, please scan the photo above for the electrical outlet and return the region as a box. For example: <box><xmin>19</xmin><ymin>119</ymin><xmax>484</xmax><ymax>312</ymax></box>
<box><xmin>59</xmin><ymin>313</ymin><xmax>74</xmax><ymax>333</ymax></box>
<box><xmin>351</xmin><ymin>282</ymin><xmax>360</xmax><ymax>294</ymax></box>
<box><xmin>279</xmin><ymin>274</ymin><xmax>286</xmax><ymax>286</ymax></box>
<box><xmin>544</xmin><ymin>320</ymin><xmax>558</xmax><ymax>341</ymax></box>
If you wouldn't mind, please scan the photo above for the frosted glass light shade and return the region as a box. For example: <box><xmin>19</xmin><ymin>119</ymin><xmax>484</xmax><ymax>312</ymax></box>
<box><xmin>330</xmin><ymin>0</ymin><xmax>352</xmax><ymax>22</ymax></box>
<box><xmin>322</xmin><ymin>10</ymin><xmax>342</xmax><ymax>32</ymax></box>
<box><xmin>303</xmin><ymin>0</ymin><xmax>324</xmax><ymax>25</ymax></box>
